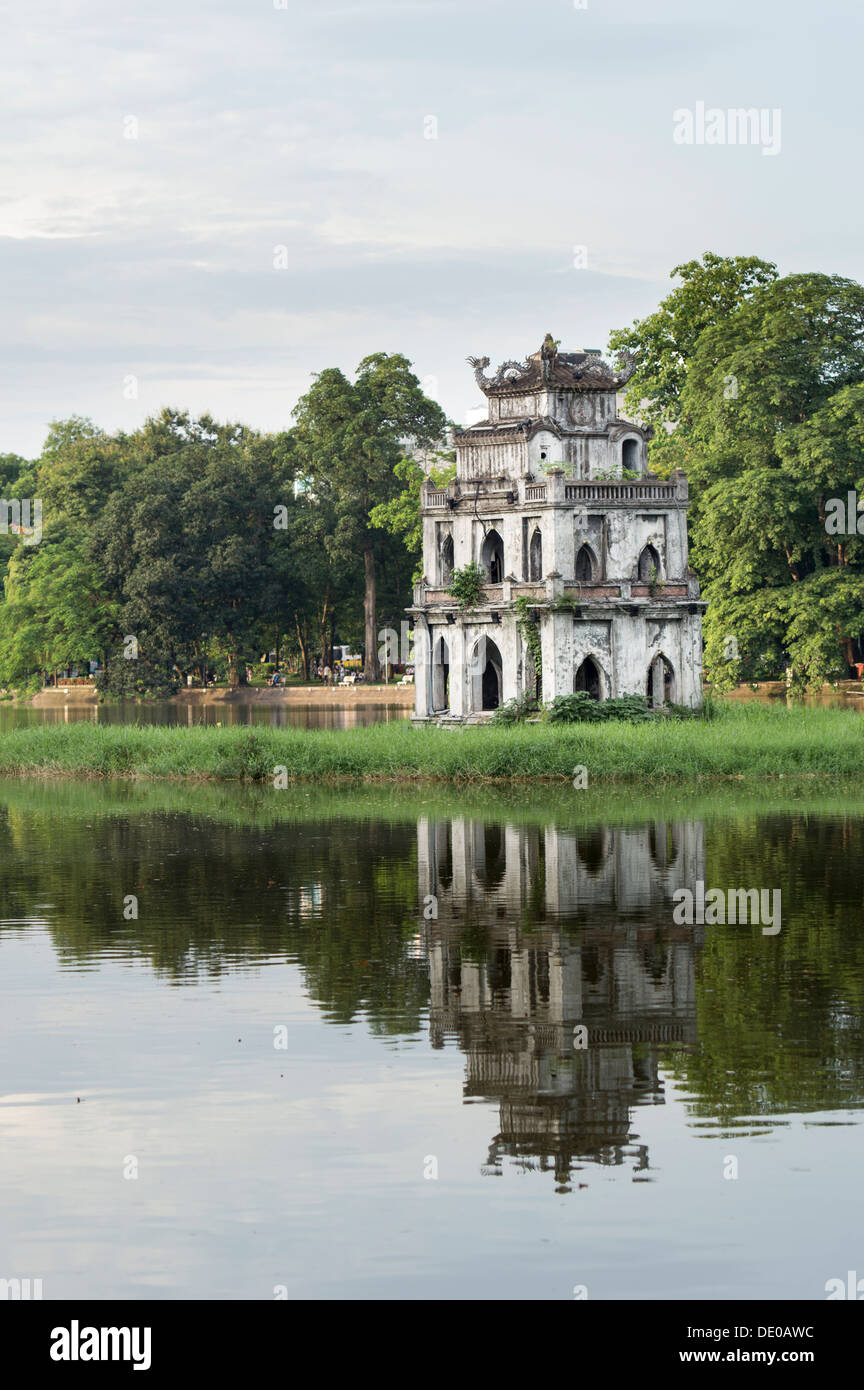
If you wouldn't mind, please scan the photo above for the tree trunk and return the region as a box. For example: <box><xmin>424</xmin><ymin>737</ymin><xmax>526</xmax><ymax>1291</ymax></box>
<box><xmin>294</xmin><ymin>614</ymin><xmax>309</xmax><ymax>680</ymax></box>
<box><xmin>364</xmin><ymin>545</ymin><xmax>379</xmax><ymax>681</ymax></box>
<box><xmin>319</xmin><ymin>590</ymin><xmax>331</xmax><ymax>667</ymax></box>
<box><xmin>227</xmin><ymin>643</ymin><xmax>247</xmax><ymax>688</ymax></box>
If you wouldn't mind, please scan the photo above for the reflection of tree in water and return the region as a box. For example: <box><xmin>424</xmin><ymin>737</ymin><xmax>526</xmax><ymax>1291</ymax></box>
<box><xmin>0</xmin><ymin>791</ymin><xmax>863</xmax><ymax>1183</ymax></box>
<box><xmin>664</xmin><ymin>813</ymin><xmax>864</xmax><ymax>1121</ymax></box>
<box><xmin>0</xmin><ymin>804</ymin><xmax>429</xmax><ymax>1032</ymax></box>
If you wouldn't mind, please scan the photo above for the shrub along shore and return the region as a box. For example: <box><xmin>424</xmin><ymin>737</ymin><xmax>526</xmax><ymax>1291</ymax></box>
<box><xmin>0</xmin><ymin>703</ymin><xmax>860</xmax><ymax>782</ymax></box>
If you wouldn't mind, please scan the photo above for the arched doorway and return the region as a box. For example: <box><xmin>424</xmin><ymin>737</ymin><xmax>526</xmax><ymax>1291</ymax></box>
<box><xmin>473</xmin><ymin>635</ymin><xmax>503</xmax><ymax>711</ymax></box>
<box><xmin>529</xmin><ymin>527</ymin><xmax>543</xmax><ymax>581</ymax></box>
<box><xmin>622</xmin><ymin>438</ymin><xmax>639</xmax><ymax>472</ymax></box>
<box><xmin>574</xmin><ymin>655</ymin><xmax>601</xmax><ymax>699</ymax></box>
<box><xmin>574</xmin><ymin>543</ymin><xmax>595</xmax><ymax>581</ymax></box>
<box><xmin>646</xmin><ymin>654</ymin><xmax>675</xmax><ymax>707</ymax></box>
<box><xmin>637</xmin><ymin>543</ymin><xmax>661</xmax><ymax>583</ymax></box>
<box><xmin>432</xmin><ymin>634</ymin><xmax>449</xmax><ymax>711</ymax></box>
<box><xmin>481</xmin><ymin>529</ymin><xmax>504</xmax><ymax>583</ymax></box>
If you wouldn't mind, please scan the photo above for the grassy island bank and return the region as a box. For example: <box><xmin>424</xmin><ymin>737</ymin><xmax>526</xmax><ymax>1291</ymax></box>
<box><xmin>0</xmin><ymin>703</ymin><xmax>860</xmax><ymax>782</ymax></box>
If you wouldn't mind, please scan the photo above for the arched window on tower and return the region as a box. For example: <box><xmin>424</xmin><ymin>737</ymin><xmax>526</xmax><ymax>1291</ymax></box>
<box><xmin>440</xmin><ymin>533</ymin><xmax>454</xmax><ymax>585</ymax></box>
<box><xmin>637</xmin><ymin>543</ymin><xmax>661</xmax><ymax>583</ymax></box>
<box><xmin>529</xmin><ymin>528</ymin><xmax>542</xmax><ymax>581</ymax></box>
<box><xmin>472</xmin><ymin>635</ymin><xmax>503</xmax><ymax>711</ymax></box>
<box><xmin>646</xmin><ymin>654</ymin><xmax>675</xmax><ymax>707</ymax></box>
<box><xmin>481</xmin><ymin>528</ymin><xmax>504</xmax><ymax>584</ymax></box>
<box><xmin>622</xmin><ymin>438</ymin><xmax>639</xmax><ymax>473</ymax></box>
<box><xmin>574</xmin><ymin>655</ymin><xmax>601</xmax><ymax>699</ymax></box>
<box><xmin>574</xmin><ymin>543</ymin><xmax>595</xmax><ymax>582</ymax></box>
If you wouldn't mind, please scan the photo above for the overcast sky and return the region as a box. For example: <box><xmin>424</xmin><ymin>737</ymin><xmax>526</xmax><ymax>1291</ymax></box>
<box><xmin>1</xmin><ymin>0</ymin><xmax>861</xmax><ymax>458</ymax></box>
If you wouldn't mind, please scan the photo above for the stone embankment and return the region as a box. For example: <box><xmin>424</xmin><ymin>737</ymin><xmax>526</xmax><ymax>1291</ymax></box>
<box><xmin>29</xmin><ymin>684</ymin><xmax>415</xmax><ymax>708</ymax></box>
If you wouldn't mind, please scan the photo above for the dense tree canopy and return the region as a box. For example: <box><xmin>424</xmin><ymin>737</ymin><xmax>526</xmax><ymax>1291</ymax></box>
<box><xmin>0</xmin><ymin>381</ymin><xmax>442</xmax><ymax>692</ymax></box>
<box><xmin>611</xmin><ymin>256</ymin><xmax>864</xmax><ymax>689</ymax></box>
<box><xmin>0</xmin><ymin>346</ymin><xmax>448</xmax><ymax>693</ymax></box>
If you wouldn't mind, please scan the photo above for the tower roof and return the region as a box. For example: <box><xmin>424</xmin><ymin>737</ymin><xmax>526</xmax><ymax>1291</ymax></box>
<box><xmin>467</xmin><ymin>335</ymin><xmax>635</xmax><ymax>395</ymax></box>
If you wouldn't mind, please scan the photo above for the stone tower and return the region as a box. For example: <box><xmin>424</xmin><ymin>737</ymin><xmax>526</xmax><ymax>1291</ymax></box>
<box><xmin>409</xmin><ymin>335</ymin><xmax>705</xmax><ymax>720</ymax></box>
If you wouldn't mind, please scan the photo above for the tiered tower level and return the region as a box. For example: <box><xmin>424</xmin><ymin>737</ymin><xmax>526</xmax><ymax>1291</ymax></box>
<box><xmin>410</xmin><ymin>334</ymin><xmax>705</xmax><ymax>719</ymax></box>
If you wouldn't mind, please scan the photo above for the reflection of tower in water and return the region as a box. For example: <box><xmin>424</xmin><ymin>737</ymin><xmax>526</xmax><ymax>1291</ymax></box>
<box><xmin>417</xmin><ymin>817</ymin><xmax>706</xmax><ymax>1187</ymax></box>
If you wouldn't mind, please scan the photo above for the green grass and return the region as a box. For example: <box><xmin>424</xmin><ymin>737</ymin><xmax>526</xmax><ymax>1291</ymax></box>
<box><xmin>0</xmin><ymin>702</ymin><xmax>860</xmax><ymax>782</ymax></box>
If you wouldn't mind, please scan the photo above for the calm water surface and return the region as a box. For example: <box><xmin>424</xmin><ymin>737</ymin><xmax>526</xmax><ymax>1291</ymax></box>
<box><xmin>0</xmin><ymin>781</ymin><xmax>861</xmax><ymax>1300</ymax></box>
<box><xmin>0</xmin><ymin>701</ymin><xmax>409</xmax><ymax>731</ymax></box>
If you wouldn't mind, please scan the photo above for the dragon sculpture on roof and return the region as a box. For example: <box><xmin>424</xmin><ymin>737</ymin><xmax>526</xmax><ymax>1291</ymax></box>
<box><xmin>467</xmin><ymin>342</ymin><xmax>636</xmax><ymax>392</ymax></box>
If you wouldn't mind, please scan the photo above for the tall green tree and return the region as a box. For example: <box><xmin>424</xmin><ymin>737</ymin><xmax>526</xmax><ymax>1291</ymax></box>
<box><xmin>611</xmin><ymin>262</ymin><xmax>864</xmax><ymax>688</ymax></box>
<box><xmin>0</xmin><ymin>419</ymin><xmax>122</xmax><ymax>687</ymax></box>
<box><xmin>370</xmin><ymin>453</ymin><xmax>455</xmax><ymax>585</ymax></box>
<box><xmin>95</xmin><ymin>410</ymin><xmax>296</xmax><ymax>689</ymax></box>
<box><xmin>609</xmin><ymin>252</ymin><xmax>778</xmax><ymax>430</ymax></box>
<box><xmin>292</xmin><ymin>354</ymin><xmax>447</xmax><ymax>679</ymax></box>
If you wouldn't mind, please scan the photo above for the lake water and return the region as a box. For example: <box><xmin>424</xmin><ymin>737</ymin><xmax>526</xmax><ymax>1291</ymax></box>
<box><xmin>0</xmin><ymin>701</ymin><xmax>410</xmax><ymax>732</ymax></box>
<box><xmin>0</xmin><ymin>779</ymin><xmax>861</xmax><ymax>1301</ymax></box>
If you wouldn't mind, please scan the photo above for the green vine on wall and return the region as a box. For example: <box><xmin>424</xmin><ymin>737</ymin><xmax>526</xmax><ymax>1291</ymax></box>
<box><xmin>515</xmin><ymin>596</ymin><xmax>543</xmax><ymax>686</ymax></box>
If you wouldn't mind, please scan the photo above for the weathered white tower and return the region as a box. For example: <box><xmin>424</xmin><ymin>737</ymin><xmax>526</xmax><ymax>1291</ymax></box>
<box><xmin>409</xmin><ymin>334</ymin><xmax>704</xmax><ymax>720</ymax></box>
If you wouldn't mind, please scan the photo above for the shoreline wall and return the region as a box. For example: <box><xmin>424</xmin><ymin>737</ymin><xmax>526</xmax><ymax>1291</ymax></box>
<box><xmin>24</xmin><ymin>681</ymin><xmax>862</xmax><ymax>710</ymax></box>
<box><xmin>29</xmin><ymin>684</ymin><xmax>416</xmax><ymax>709</ymax></box>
